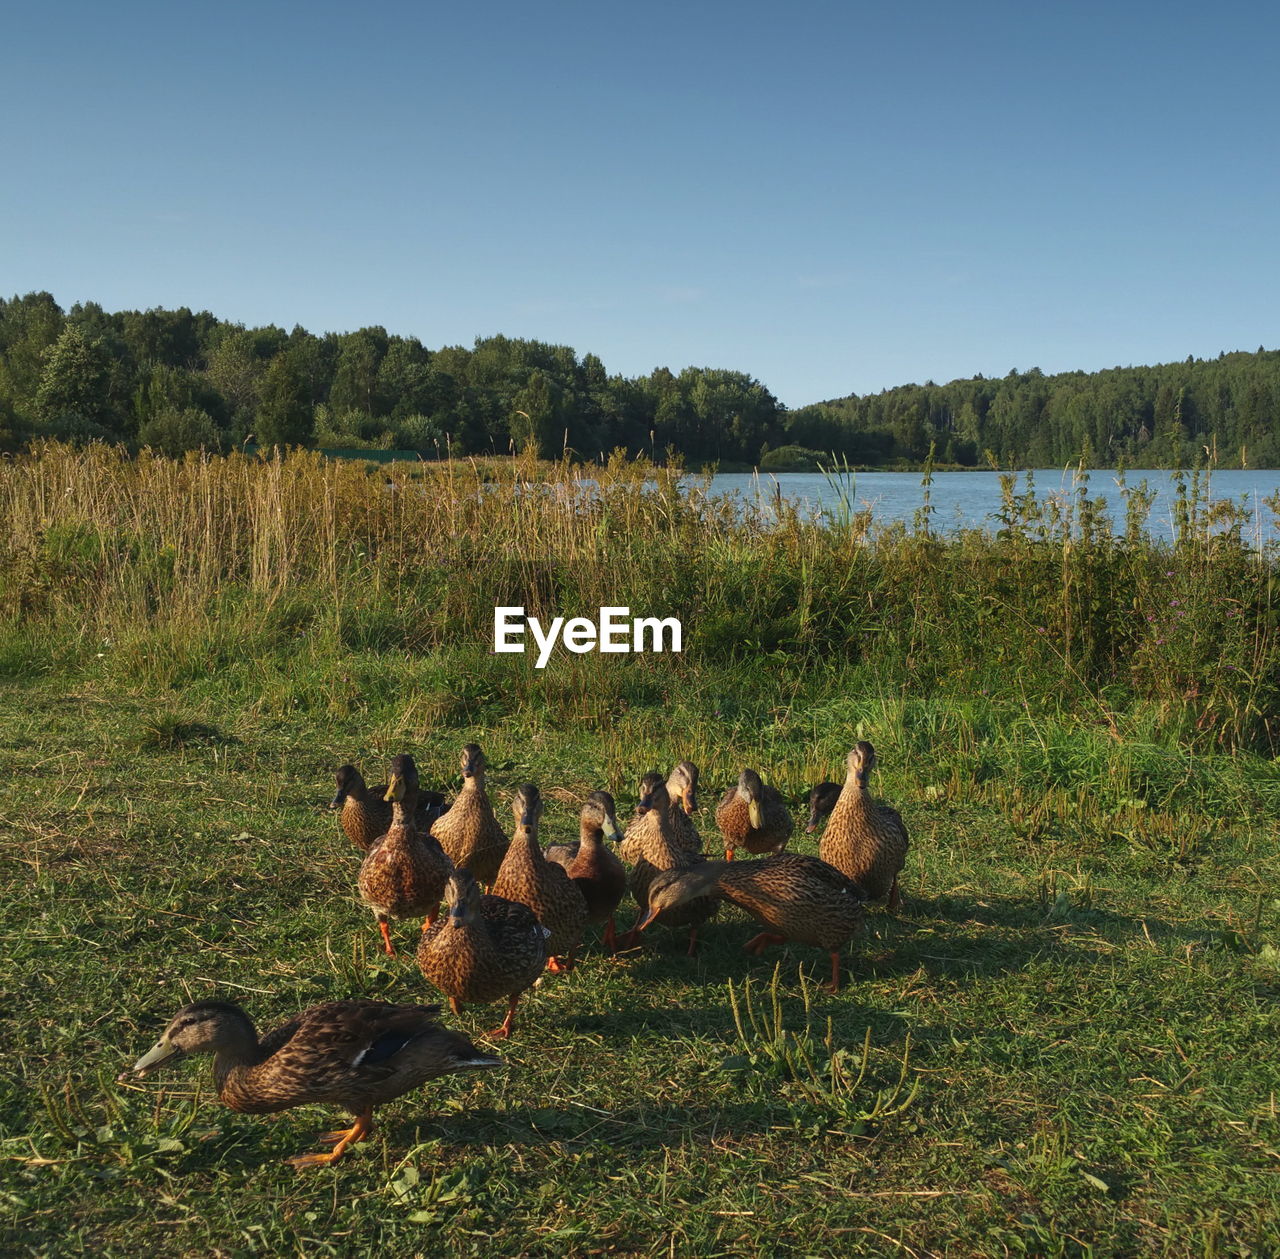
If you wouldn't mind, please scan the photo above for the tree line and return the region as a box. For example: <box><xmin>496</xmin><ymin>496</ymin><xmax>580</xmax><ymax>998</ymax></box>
<box><xmin>790</xmin><ymin>353</ymin><xmax>1280</xmax><ymax>468</ymax></box>
<box><xmin>2</xmin><ymin>291</ymin><xmax>1277</xmax><ymax>467</ymax></box>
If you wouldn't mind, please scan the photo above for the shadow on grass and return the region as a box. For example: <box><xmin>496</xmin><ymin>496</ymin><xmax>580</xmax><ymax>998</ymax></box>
<box><xmin>605</xmin><ymin>886</ymin><xmax>1223</xmax><ymax>998</ymax></box>
<box><xmin>392</xmin><ymin>1095</ymin><xmax>884</xmax><ymax>1152</ymax></box>
<box><xmin>607</xmin><ymin>895</ymin><xmax>1108</xmax><ymax>991</ymax></box>
<box><xmin>900</xmin><ymin>889</ymin><xmax>1223</xmax><ymax>953</ymax></box>
<box><xmin>135</xmin><ymin>1086</ymin><xmax>899</xmax><ymax>1176</ymax></box>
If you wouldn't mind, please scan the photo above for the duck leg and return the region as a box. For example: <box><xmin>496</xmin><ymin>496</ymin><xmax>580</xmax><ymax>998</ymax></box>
<box><xmin>377</xmin><ymin>919</ymin><xmax>396</xmax><ymax>957</ymax></box>
<box><xmin>887</xmin><ymin>877</ymin><xmax>901</xmax><ymax>911</ymax></box>
<box><xmin>618</xmin><ymin>917</ymin><xmax>645</xmax><ymax>952</ymax></box>
<box><xmin>421</xmin><ymin>903</ymin><xmax>440</xmax><ymax>933</ymax></box>
<box><xmin>686</xmin><ymin>927</ymin><xmax>699</xmax><ymax>957</ymax></box>
<box><xmin>314</xmin><ymin>1118</ymin><xmax>377</xmax><ymax>1144</ymax></box>
<box><xmin>602</xmin><ymin>915</ymin><xmax>617</xmax><ymax>954</ymax></box>
<box><xmin>286</xmin><ymin>1110</ymin><xmax>374</xmax><ymax>1169</ymax></box>
<box><xmin>487</xmin><ymin>993</ymin><xmax>520</xmax><ymax>1040</ymax></box>
<box><xmin>724</xmin><ymin>846</ymin><xmax>736</xmax><ymax>862</ymax></box>
<box><xmin>827</xmin><ymin>950</ymin><xmax>843</xmax><ymax>994</ymax></box>
<box><xmin>743</xmin><ymin>931</ymin><xmax>787</xmax><ymax>956</ymax></box>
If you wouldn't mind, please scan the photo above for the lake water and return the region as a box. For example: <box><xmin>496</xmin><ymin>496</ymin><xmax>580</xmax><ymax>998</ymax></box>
<box><xmin>701</xmin><ymin>468</ymin><xmax>1280</xmax><ymax>545</ymax></box>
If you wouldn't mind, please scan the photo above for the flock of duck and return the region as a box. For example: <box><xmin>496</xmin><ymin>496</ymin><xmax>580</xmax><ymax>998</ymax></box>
<box><xmin>121</xmin><ymin>741</ymin><xmax>908</xmax><ymax>1168</ymax></box>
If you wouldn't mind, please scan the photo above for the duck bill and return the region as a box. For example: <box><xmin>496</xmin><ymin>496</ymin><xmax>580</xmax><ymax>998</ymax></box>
<box><xmin>128</xmin><ymin>1038</ymin><xmax>183</xmax><ymax>1077</ymax></box>
<box><xmin>682</xmin><ymin>788</ymin><xmax>698</xmax><ymax>814</ymax></box>
<box><xmin>747</xmin><ymin>799</ymin><xmax>764</xmax><ymax>829</ymax></box>
<box><xmin>634</xmin><ymin>908</ymin><xmax>658</xmax><ymax>932</ymax></box>
<box><xmin>805</xmin><ymin>820</ymin><xmax>817</xmax><ymax>834</ymax></box>
<box><xmin>384</xmin><ymin>773</ymin><xmax>404</xmax><ymax>804</ymax></box>
<box><xmin>602</xmin><ymin>815</ymin><xmax>622</xmax><ymax>842</ymax></box>
<box><xmin>330</xmin><ymin>788</ymin><xmax>347</xmax><ymax>809</ymax></box>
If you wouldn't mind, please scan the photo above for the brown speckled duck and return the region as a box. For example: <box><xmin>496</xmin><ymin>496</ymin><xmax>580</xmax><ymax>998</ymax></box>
<box><xmin>545</xmin><ymin>791</ymin><xmax>627</xmax><ymax>952</ymax></box>
<box><xmin>665</xmin><ymin>761</ymin><xmax>702</xmax><ymax>855</ymax></box>
<box><xmin>491</xmin><ymin>784</ymin><xmax>588</xmax><ymax>972</ymax></box>
<box><xmin>819</xmin><ymin>741</ymin><xmax>908</xmax><ymax>908</ymax></box>
<box><xmin>120</xmin><ymin>998</ymin><xmax>501</xmax><ymax>1168</ymax></box>
<box><xmin>430</xmin><ymin>744</ymin><xmax>509</xmax><ymax>887</ymax></box>
<box><xmin>416</xmin><ymin>869</ymin><xmax>549</xmax><ymax>1039</ymax></box>
<box><xmin>636</xmin><ymin>854</ymin><xmax>866</xmax><ymax>992</ymax></box>
<box><xmin>331</xmin><ymin>763</ymin><xmax>445</xmax><ymax>852</ymax></box>
<box><xmin>715</xmin><ymin>768</ymin><xmax>795</xmax><ymax>861</ymax></box>
<box><xmin>358</xmin><ymin>755</ymin><xmax>454</xmax><ymax>956</ymax></box>
<box><xmin>619</xmin><ymin>773</ymin><xmax>718</xmax><ymax>954</ymax></box>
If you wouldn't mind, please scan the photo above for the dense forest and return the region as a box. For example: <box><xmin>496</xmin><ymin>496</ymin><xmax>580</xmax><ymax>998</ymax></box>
<box><xmin>2</xmin><ymin>291</ymin><xmax>1278</xmax><ymax>467</ymax></box>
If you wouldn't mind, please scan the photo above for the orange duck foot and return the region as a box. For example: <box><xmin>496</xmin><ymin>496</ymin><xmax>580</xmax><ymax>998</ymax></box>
<box><xmin>286</xmin><ymin>1114</ymin><xmax>372</xmax><ymax>1169</ymax></box>
<box><xmin>487</xmin><ymin>996</ymin><xmax>519</xmax><ymax>1039</ymax></box>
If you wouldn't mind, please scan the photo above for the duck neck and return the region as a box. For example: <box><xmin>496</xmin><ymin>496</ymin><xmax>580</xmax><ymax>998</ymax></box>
<box><xmin>514</xmin><ymin>822</ymin><xmax>541</xmax><ymax>858</ymax></box>
<box><xmin>212</xmin><ymin>1023</ymin><xmax>266</xmax><ymax>1092</ymax></box>
<box><xmin>578</xmin><ymin>821</ymin><xmax>604</xmax><ymax>855</ymax></box>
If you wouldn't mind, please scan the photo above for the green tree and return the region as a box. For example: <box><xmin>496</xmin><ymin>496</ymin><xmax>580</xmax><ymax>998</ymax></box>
<box><xmin>509</xmin><ymin>370</ymin><xmax>560</xmax><ymax>456</ymax></box>
<box><xmin>204</xmin><ymin>329</ymin><xmax>269</xmax><ymax>435</ymax></box>
<box><xmin>329</xmin><ymin>328</ymin><xmax>389</xmax><ymax>418</ymax></box>
<box><xmin>36</xmin><ymin>324</ymin><xmax>116</xmax><ymax>433</ymax></box>
<box><xmin>256</xmin><ymin>354</ymin><xmax>313</xmax><ymax>447</ymax></box>
<box><xmin>0</xmin><ymin>292</ymin><xmax>65</xmax><ymax>424</ymax></box>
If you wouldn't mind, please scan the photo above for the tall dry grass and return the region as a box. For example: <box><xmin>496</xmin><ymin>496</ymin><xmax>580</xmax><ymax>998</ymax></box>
<box><xmin>1</xmin><ymin>442</ymin><xmax>1277</xmax><ymax>759</ymax></box>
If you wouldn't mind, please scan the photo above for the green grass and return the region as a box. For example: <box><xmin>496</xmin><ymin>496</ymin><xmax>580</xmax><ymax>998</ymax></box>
<box><xmin>1</xmin><ymin>445</ymin><xmax>1279</xmax><ymax>1254</ymax></box>
<box><xmin>3</xmin><ymin>672</ymin><xmax>1280</xmax><ymax>1257</ymax></box>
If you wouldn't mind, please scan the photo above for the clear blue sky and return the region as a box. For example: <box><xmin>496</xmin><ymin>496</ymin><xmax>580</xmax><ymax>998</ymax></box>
<box><xmin>4</xmin><ymin>0</ymin><xmax>1278</xmax><ymax>407</ymax></box>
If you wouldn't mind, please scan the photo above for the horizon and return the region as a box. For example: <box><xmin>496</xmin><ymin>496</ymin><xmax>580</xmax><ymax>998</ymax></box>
<box><xmin>5</xmin><ymin>1</ymin><xmax>1279</xmax><ymax>408</ymax></box>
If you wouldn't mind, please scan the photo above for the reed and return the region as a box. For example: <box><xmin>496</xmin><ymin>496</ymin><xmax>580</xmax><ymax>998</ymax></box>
<box><xmin>2</xmin><ymin>442</ymin><xmax>1277</xmax><ymax>758</ymax></box>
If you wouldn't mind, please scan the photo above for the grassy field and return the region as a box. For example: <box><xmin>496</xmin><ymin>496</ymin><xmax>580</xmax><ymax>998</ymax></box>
<box><xmin>2</xmin><ymin>446</ymin><xmax>1280</xmax><ymax>1256</ymax></box>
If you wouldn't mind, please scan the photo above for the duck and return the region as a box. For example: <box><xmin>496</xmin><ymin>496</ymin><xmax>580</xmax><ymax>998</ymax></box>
<box><xmin>715</xmin><ymin>768</ymin><xmax>795</xmax><ymax>861</ymax></box>
<box><xmin>491</xmin><ymin>784</ymin><xmax>588</xmax><ymax>972</ymax></box>
<box><xmin>545</xmin><ymin>791</ymin><xmax>627</xmax><ymax>952</ymax></box>
<box><xmin>624</xmin><ymin>762</ymin><xmax>701</xmax><ymax>858</ymax></box>
<box><xmin>818</xmin><ymin>741</ymin><xmax>908</xmax><ymax>908</ymax></box>
<box><xmin>618</xmin><ymin>773</ymin><xmax>718</xmax><ymax>954</ymax></box>
<box><xmin>430</xmin><ymin>744</ymin><xmax>510</xmax><ymax>887</ymax></box>
<box><xmin>665</xmin><ymin>761</ymin><xmax>702</xmax><ymax>855</ymax></box>
<box><xmin>358</xmin><ymin>755</ymin><xmax>454</xmax><ymax>956</ymax></box>
<box><xmin>417</xmin><ymin>868</ymin><xmax>549</xmax><ymax>1039</ymax></box>
<box><xmin>119</xmin><ymin>998</ymin><xmax>502</xmax><ymax>1168</ymax></box>
<box><xmin>634</xmin><ymin>853</ymin><xmax>866</xmax><ymax>992</ymax></box>
<box><xmin>331</xmin><ymin>763</ymin><xmax>446</xmax><ymax>852</ymax></box>
<box><xmin>804</xmin><ymin>781</ymin><xmax>841</xmax><ymax>834</ymax></box>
